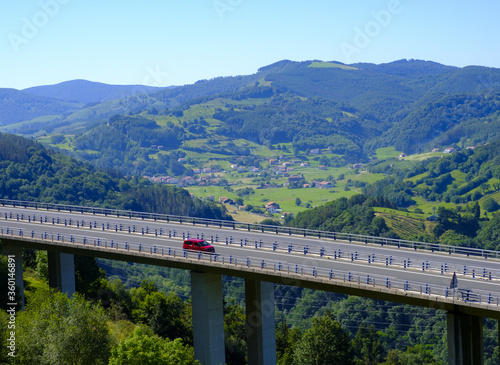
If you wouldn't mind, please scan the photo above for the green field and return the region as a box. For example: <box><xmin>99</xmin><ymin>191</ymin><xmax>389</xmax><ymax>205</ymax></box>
<box><xmin>307</xmin><ymin>61</ymin><xmax>358</xmax><ymax>70</ymax></box>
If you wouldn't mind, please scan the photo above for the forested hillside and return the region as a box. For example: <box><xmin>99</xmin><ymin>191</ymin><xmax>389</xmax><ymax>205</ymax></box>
<box><xmin>23</xmin><ymin>79</ymin><xmax>166</xmax><ymax>104</ymax></box>
<box><xmin>0</xmin><ymin>133</ymin><xmax>230</xmax><ymax>220</ymax></box>
<box><xmin>0</xmin><ymin>88</ymin><xmax>81</xmax><ymax>126</ymax></box>
<box><xmin>16</xmin><ymin>59</ymin><xmax>496</xmax><ymax>178</ymax></box>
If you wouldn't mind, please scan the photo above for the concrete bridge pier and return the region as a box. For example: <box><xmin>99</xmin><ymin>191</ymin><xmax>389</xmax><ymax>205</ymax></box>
<box><xmin>48</xmin><ymin>251</ymin><xmax>75</xmax><ymax>296</ymax></box>
<box><xmin>245</xmin><ymin>279</ymin><xmax>276</xmax><ymax>365</ymax></box>
<box><xmin>447</xmin><ymin>312</ymin><xmax>483</xmax><ymax>365</ymax></box>
<box><xmin>191</xmin><ymin>272</ymin><xmax>226</xmax><ymax>365</ymax></box>
<box><xmin>1</xmin><ymin>245</ymin><xmax>25</xmax><ymax>309</ymax></box>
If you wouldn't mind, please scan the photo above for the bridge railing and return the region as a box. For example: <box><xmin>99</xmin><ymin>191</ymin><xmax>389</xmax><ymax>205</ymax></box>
<box><xmin>1</xmin><ymin>199</ymin><xmax>500</xmax><ymax>260</ymax></box>
<box><xmin>2</xmin><ymin>223</ymin><xmax>499</xmax><ymax>308</ymax></box>
<box><xmin>3</xmin><ymin>208</ymin><xmax>500</xmax><ymax>281</ymax></box>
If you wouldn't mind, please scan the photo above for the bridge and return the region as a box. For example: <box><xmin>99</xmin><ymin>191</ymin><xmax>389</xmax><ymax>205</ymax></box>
<box><xmin>1</xmin><ymin>199</ymin><xmax>499</xmax><ymax>364</ymax></box>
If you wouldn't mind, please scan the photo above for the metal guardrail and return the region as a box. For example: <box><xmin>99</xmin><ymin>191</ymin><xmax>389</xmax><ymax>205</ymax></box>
<box><xmin>3</xmin><ymin>210</ymin><xmax>500</xmax><ymax>280</ymax></box>
<box><xmin>1</xmin><ymin>199</ymin><xmax>500</xmax><ymax>259</ymax></box>
<box><xmin>2</xmin><ymin>223</ymin><xmax>499</xmax><ymax>307</ymax></box>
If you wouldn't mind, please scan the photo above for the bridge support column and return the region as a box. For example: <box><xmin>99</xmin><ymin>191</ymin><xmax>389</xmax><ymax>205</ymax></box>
<box><xmin>48</xmin><ymin>252</ymin><xmax>75</xmax><ymax>296</ymax></box>
<box><xmin>191</xmin><ymin>272</ymin><xmax>225</xmax><ymax>365</ymax></box>
<box><xmin>245</xmin><ymin>280</ymin><xmax>276</xmax><ymax>365</ymax></box>
<box><xmin>447</xmin><ymin>312</ymin><xmax>483</xmax><ymax>365</ymax></box>
<box><xmin>1</xmin><ymin>246</ymin><xmax>24</xmax><ymax>309</ymax></box>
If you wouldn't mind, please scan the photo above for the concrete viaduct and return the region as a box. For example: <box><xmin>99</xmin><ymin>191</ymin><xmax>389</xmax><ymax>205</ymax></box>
<box><xmin>1</xmin><ymin>200</ymin><xmax>500</xmax><ymax>364</ymax></box>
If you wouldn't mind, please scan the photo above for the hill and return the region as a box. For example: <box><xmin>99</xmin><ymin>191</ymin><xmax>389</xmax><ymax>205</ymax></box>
<box><xmin>0</xmin><ymin>88</ymin><xmax>81</xmax><ymax>126</ymax></box>
<box><xmin>0</xmin><ymin>132</ymin><xmax>231</xmax><ymax>220</ymax></box>
<box><xmin>23</xmin><ymin>79</ymin><xmax>169</xmax><ymax>104</ymax></box>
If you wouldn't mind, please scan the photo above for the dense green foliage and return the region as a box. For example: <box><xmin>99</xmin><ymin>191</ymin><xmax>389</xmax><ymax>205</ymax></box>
<box><xmin>289</xmin><ymin>194</ymin><xmax>397</xmax><ymax>238</ymax></box>
<box><xmin>109</xmin><ymin>327</ymin><xmax>198</xmax><ymax>365</ymax></box>
<box><xmin>0</xmin><ymin>133</ymin><xmax>231</xmax><ymax>220</ymax></box>
<box><xmin>10</xmin><ymin>288</ymin><xmax>111</xmax><ymax>364</ymax></box>
<box><xmin>5</xmin><ymin>59</ymin><xmax>500</xmax><ymax>178</ymax></box>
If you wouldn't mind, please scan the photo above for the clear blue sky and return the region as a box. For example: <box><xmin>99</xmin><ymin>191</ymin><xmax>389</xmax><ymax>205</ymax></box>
<box><xmin>1</xmin><ymin>0</ymin><xmax>499</xmax><ymax>89</ymax></box>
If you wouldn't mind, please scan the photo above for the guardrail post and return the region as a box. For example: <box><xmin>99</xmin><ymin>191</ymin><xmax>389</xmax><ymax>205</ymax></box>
<box><xmin>329</xmin><ymin>270</ymin><xmax>333</xmax><ymax>279</ymax></box>
<box><xmin>386</xmin><ymin>278</ymin><xmax>390</xmax><ymax>288</ymax></box>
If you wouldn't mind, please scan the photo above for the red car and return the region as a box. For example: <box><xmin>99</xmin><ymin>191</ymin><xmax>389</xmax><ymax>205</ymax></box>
<box><xmin>183</xmin><ymin>239</ymin><xmax>215</xmax><ymax>253</ymax></box>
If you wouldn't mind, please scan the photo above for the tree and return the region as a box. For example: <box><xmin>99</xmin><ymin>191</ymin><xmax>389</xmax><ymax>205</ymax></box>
<box><xmin>293</xmin><ymin>312</ymin><xmax>353</xmax><ymax>365</ymax></box>
<box><xmin>352</xmin><ymin>323</ymin><xmax>386</xmax><ymax>365</ymax></box>
<box><xmin>295</xmin><ymin>197</ymin><xmax>302</xmax><ymax>206</ymax></box>
<box><xmin>14</xmin><ymin>288</ymin><xmax>111</xmax><ymax>364</ymax></box>
<box><xmin>483</xmin><ymin>197</ymin><xmax>500</xmax><ymax>213</ymax></box>
<box><xmin>109</xmin><ymin>326</ymin><xmax>198</xmax><ymax>365</ymax></box>
<box><xmin>382</xmin><ymin>345</ymin><xmax>440</xmax><ymax>365</ymax></box>
<box><xmin>276</xmin><ymin>319</ymin><xmax>301</xmax><ymax>365</ymax></box>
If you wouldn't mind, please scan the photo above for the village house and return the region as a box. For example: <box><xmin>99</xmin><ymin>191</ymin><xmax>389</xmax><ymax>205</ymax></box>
<box><xmin>288</xmin><ymin>174</ymin><xmax>304</xmax><ymax>184</ymax></box>
<box><xmin>318</xmin><ymin>165</ymin><xmax>326</xmax><ymax>170</ymax></box>
<box><xmin>249</xmin><ymin>166</ymin><xmax>259</xmax><ymax>173</ymax></box>
<box><xmin>300</xmin><ymin>162</ymin><xmax>310</xmax><ymax>167</ymax></box>
<box><xmin>318</xmin><ymin>181</ymin><xmax>334</xmax><ymax>189</ymax></box>
<box><xmin>432</xmin><ymin>148</ymin><xmax>440</xmax><ymax>152</ymax></box>
<box><xmin>178</xmin><ymin>158</ymin><xmax>187</xmax><ymax>163</ymax></box>
<box><xmin>265</xmin><ymin>202</ymin><xmax>281</xmax><ymax>214</ymax></box>
<box><xmin>219</xmin><ymin>197</ymin><xmax>233</xmax><ymax>204</ymax></box>
<box><xmin>443</xmin><ymin>147</ymin><xmax>457</xmax><ymax>153</ymax></box>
